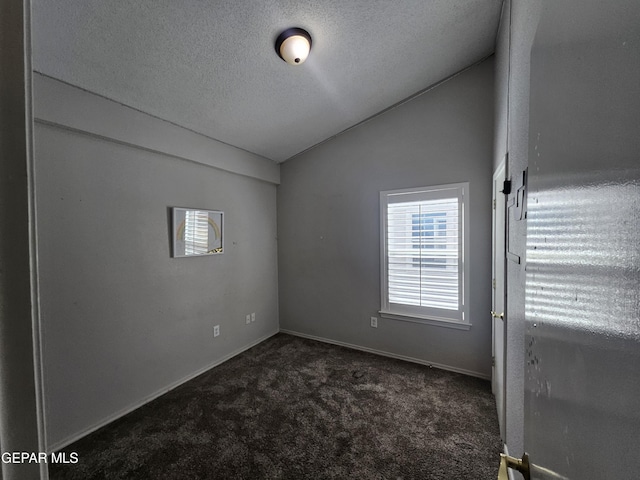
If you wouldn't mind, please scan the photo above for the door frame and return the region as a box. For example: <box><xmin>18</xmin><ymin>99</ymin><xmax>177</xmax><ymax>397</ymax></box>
<box><xmin>492</xmin><ymin>160</ymin><xmax>507</xmax><ymax>442</ymax></box>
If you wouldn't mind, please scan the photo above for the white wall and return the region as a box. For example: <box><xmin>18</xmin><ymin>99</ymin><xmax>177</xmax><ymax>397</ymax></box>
<box><xmin>33</xmin><ymin>75</ymin><xmax>280</xmax><ymax>451</ymax></box>
<box><xmin>277</xmin><ymin>59</ymin><xmax>495</xmax><ymax>378</ymax></box>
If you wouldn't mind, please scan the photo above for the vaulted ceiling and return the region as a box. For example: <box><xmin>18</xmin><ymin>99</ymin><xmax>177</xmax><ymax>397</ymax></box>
<box><xmin>32</xmin><ymin>0</ymin><xmax>503</xmax><ymax>163</ymax></box>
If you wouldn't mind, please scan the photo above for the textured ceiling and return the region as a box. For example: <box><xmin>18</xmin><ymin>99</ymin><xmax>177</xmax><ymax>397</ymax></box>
<box><xmin>32</xmin><ymin>0</ymin><xmax>503</xmax><ymax>163</ymax></box>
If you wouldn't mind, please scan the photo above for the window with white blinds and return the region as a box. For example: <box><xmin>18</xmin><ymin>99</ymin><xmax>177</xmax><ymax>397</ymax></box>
<box><xmin>380</xmin><ymin>183</ymin><xmax>468</xmax><ymax>325</ymax></box>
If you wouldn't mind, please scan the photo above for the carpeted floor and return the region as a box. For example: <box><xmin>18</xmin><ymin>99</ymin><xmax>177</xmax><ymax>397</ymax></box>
<box><xmin>50</xmin><ymin>333</ymin><xmax>501</xmax><ymax>479</ymax></box>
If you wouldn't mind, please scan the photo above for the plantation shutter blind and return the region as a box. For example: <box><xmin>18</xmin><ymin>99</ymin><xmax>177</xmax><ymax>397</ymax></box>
<box><xmin>184</xmin><ymin>210</ymin><xmax>210</xmax><ymax>255</ymax></box>
<box><xmin>381</xmin><ymin>184</ymin><xmax>466</xmax><ymax>323</ymax></box>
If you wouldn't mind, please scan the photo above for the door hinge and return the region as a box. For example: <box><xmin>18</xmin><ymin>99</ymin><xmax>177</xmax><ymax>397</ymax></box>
<box><xmin>492</xmin><ymin>278</ymin><xmax>496</xmax><ymax>289</ymax></box>
<box><xmin>492</xmin><ymin>356</ymin><xmax>495</xmax><ymax>367</ymax></box>
<box><xmin>493</xmin><ymin>199</ymin><xmax>496</xmax><ymax>209</ymax></box>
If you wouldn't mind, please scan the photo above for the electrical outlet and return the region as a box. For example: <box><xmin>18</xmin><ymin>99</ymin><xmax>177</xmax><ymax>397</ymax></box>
<box><xmin>370</xmin><ymin>317</ymin><xmax>378</xmax><ymax>328</ymax></box>
<box><xmin>213</xmin><ymin>325</ymin><xmax>220</xmax><ymax>337</ymax></box>
<box><xmin>251</xmin><ymin>312</ymin><xmax>256</xmax><ymax>322</ymax></box>
<box><xmin>246</xmin><ymin>314</ymin><xmax>251</xmax><ymax>325</ymax></box>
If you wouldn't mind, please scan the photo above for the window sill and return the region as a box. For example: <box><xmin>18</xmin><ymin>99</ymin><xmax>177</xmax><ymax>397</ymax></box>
<box><xmin>378</xmin><ymin>311</ymin><xmax>472</xmax><ymax>330</ymax></box>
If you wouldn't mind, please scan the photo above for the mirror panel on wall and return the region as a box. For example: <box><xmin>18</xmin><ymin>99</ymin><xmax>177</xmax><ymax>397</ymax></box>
<box><xmin>172</xmin><ymin>208</ymin><xmax>224</xmax><ymax>257</ymax></box>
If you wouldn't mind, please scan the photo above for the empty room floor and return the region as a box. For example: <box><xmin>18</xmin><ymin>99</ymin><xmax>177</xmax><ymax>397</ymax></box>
<box><xmin>50</xmin><ymin>334</ymin><xmax>501</xmax><ymax>479</ymax></box>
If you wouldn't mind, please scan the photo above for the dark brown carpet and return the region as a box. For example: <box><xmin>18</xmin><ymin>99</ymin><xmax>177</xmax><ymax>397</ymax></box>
<box><xmin>50</xmin><ymin>333</ymin><xmax>501</xmax><ymax>479</ymax></box>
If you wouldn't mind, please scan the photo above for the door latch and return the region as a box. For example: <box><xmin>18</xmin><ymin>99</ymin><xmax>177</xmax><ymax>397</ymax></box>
<box><xmin>491</xmin><ymin>311</ymin><xmax>504</xmax><ymax>320</ymax></box>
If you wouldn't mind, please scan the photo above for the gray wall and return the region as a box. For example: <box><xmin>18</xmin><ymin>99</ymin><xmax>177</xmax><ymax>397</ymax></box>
<box><xmin>278</xmin><ymin>59</ymin><xmax>495</xmax><ymax>378</ymax></box>
<box><xmin>34</xmin><ymin>76</ymin><xmax>280</xmax><ymax>450</ymax></box>
<box><xmin>494</xmin><ymin>0</ymin><xmax>542</xmax><ymax>457</ymax></box>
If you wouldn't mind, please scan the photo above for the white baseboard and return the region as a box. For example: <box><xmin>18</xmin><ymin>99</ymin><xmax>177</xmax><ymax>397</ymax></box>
<box><xmin>47</xmin><ymin>330</ymin><xmax>279</xmax><ymax>453</ymax></box>
<box><xmin>279</xmin><ymin>329</ymin><xmax>490</xmax><ymax>380</ymax></box>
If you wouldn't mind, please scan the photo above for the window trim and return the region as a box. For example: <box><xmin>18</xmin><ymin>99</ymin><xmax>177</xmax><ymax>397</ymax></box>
<box><xmin>379</xmin><ymin>182</ymin><xmax>470</xmax><ymax>329</ymax></box>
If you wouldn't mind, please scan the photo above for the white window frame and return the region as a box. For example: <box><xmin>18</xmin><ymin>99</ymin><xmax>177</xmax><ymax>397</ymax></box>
<box><xmin>380</xmin><ymin>182</ymin><xmax>470</xmax><ymax>330</ymax></box>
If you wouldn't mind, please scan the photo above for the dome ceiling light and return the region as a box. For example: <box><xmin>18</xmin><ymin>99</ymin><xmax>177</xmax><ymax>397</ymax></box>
<box><xmin>275</xmin><ymin>28</ymin><xmax>312</xmax><ymax>66</ymax></box>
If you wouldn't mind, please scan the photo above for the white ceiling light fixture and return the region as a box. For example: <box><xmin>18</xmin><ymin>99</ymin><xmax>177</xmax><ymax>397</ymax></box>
<box><xmin>275</xmin><ymin>28</ymin><xmax>312</xmax><ymax>65</ymax></box>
